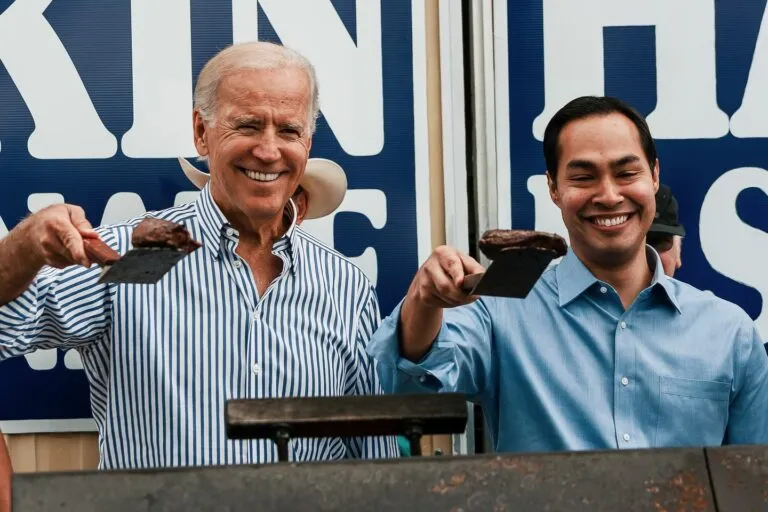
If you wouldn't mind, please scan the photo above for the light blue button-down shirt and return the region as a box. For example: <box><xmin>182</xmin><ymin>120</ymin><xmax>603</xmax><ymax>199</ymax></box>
<box><xmin>368</xmin><ymin>248</ymin><xmax>768</xmax><ymax>452</ymax></box>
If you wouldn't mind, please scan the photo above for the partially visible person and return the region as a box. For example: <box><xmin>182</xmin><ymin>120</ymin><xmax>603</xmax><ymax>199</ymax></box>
<box><xmin>0</xmin><ymin>430</ymin><xmax>10</xmax><ymax>512</ymax></box>
<box><xmin>647</xmin><ymin>183</ymin><xmax>685</xmax><ymax>277</ymax></box>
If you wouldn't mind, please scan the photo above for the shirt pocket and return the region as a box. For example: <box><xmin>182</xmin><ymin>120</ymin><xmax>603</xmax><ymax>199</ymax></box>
<box><xmin>655</xmin><ymin>376</ymin><xmax>731</xmax><ymax>447</ymax></box>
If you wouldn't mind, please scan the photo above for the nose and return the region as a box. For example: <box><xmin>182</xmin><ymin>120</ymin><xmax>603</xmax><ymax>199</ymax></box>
<box><xmin>251</xmin><ymin>129</ymin><xmax>281</xmax><ymax>163</ymax></box>
<box><xmin>593</xmin><ymin>176</ymin><xmax>623</xmax><ymax>208</ymax></box>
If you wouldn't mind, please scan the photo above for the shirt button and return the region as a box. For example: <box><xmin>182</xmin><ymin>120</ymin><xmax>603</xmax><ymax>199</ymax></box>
<box><xmin>226</xmin><ymin>228</ymin><xmax>235</xmax><ymax>237</ymax></box>
<box><xmin>418</xmin><ymin>375</ymin><xmax>426</xmax><ymax>383</ymax></box>
<box><xmin>623</xmin><ymin>433</ymin><xmax>630</xmax><ymax>442</ymax></box>
<box><xmin>599</xmin><ymin>286</ymin><xmax>607</xmax><ymax>294</ymax></box>
<box><xmin>233</xmin><ymin>260</ymin><xmax>242</xmax><ymax>269</ymax></box>
<box><xmin>251</xmin><ymin>311</ymin><xmax>259</xmax><ymax>321</ymax></box>
<box><xmin>251</xmin><ymin>363</ymin><xmax>261</xmax><ymax>375</ymax></box>
<box><xmin>621</xmin><ymin>377</ymin><xmax>629</xmax><ymax>386</ymax></box>
<box><xmin>619</xmin><ymin>321</ymin><xmax>627</xmax><ymax>329</ymax></box>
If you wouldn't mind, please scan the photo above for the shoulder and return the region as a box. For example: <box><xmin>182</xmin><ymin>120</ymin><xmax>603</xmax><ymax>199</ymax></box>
<box><xmin>294</xmin><ymin>227</ymin><xmax>373</xmax><ymax>285</ymax></box>
<box><xmin>668</xmin><ymin>278</ymin><xmax>755</xmax><ymax>330</ymax></box>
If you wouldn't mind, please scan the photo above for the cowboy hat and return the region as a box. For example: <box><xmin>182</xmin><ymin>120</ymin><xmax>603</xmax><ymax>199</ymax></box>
<box><xmin>178</xmin><ymin>157</ymin><xmax>347</xmax><ymax>220</ymax></box>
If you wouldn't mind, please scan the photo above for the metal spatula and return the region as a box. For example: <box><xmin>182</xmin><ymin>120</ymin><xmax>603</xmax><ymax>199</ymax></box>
<box><xmin>83</xmin><ymin>238</ymin><xmax>194</xmax><ymax>284</ymax></box>
<box><xmin>461</xmin><ymin>247</ymin><xmax>558</xmax><ymax>298</ymax></box>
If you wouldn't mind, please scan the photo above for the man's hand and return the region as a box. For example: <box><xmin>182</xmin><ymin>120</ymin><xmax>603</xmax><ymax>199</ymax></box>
<box><xmin>399</xmin><ymin>246</ymin><xmax>485</xmax><ymax>361</ymax></box>
<box><xmin>21</xmin><ymin>204</ymin><xmax>99</xmax><ymax>269</ymax></box>
<box><xmin>0</xmin><ymin>204</ymin><xmax>99</xmax><ymax>306</ymax></box>
<box><xmin>407</xmin><ymin>245</ymin><xmax>485</xmax><ymax>309</ymax></box>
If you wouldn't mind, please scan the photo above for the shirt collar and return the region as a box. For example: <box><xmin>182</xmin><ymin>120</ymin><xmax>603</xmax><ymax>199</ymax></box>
<box><xmin>194</xmin><ymin>185</ymin><xmax>301</xmax><ymax>273</ymax></box>
<box><xmin>648</xmin><ymin>245</ymin><xmax>682</xmax><ymax>314</ymax></box>
<box><xmin>555</xmin><ymin>246</ymin><xmax>682</xmax><ymax>313</ymax></box>
<box><xmin>276</xmin><ymin>198</ymin><xmax>301</xmax><ymax>274</ymax></box>
<box><xmin>194</xmin><ymin>184</ymin><xmax>230</xmax><ymax>259</ymax></box>
<box><xmin>556</xmin><ymin>249</ymin><xmax>598</xmax><ymax>307</ymax></box>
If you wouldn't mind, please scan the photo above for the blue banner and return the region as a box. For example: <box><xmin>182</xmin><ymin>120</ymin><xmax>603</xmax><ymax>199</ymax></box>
<box><xmin>0</xmin><ymin>0</ymin><xmax>428</xmax><ymax>427</ymax></box>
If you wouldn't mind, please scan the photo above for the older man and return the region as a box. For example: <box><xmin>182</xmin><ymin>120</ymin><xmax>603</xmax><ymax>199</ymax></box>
<box><xmin>0</xmin><ymin>42</ymin><xmax>397</xmax><ymax>468</ymax></box>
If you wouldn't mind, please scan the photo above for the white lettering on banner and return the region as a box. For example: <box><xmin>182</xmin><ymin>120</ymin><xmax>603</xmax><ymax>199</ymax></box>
<box><xmin>730</xmin><ymin>3</ymin><xmax>768</xmax><ymax>137</ymax></box>
<box><xmin>302</xmin><ymin>189</ymin><xmax>387</xmax><ymax>286</ymax></box>
<box><xmin>27</xmin><ymin>193</ymin><xmax>65</xmax><ymax>213</ymax></box>
<box><xmin>174</xmin><ymin>191</ymin><xmax>199</xmax><ymax>206</ymax></box>
<box><xmin>100</xmin><ymin>192</ymin><xmax>147</xmax><ymax>225</ymax></box>
<box><xmin>526</xmin><ymin>175</ymin><xmax>567</xmax><ymax>241</ymax></box>
<box><xmin>63</xmin><ymin>349</ymin><xmax>84</xmax><ymax>370</ymax></box>
<box><xmin>534</xmin><ymin>0</ymin><xmax>728</xmax><ymax>140</ymax></box>
<box><xmin>233</xmin><ymin>0</ymin><xmax>385</xmax><ymax>156</ymax></box>
<box><xmin>700</xmin><ymin>167</ymin><xmax>768</xmax><ymax>335</ymax></box>
<box><xmin>0</xmin><ymin>0</ymin><xmax>384</xmax><ymax>158</ymax></box>
<box><xmin>0</xmin><ymin>0</ymin><xmax>117</xmax><ymax>158</ymax></box>
<box><xmin>121</xmin><ymin>0</ymin><xmax>196</xmax><ymax>158</ymax></box>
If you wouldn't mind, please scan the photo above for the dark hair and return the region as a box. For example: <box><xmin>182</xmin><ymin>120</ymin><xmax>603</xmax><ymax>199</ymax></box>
<box><xmin>543</xmin><ymin>96</ymin><xmax>657</xmax><ymax>180</ymax></box>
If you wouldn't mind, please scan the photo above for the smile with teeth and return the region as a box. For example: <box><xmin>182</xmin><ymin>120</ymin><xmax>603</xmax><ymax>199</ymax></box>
<box><xmin>591</xmin><ymin>214</ymin><xmax>630</xmax><ymax>227</ymax></box>
<box><xmin>239</xmin><ymin>167</ymin><xmax>280</xmax><ymax>182</ymax></box>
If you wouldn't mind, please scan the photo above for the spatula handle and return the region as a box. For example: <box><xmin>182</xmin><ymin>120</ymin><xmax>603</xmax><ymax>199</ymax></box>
<box><xmin>461</xmin><ymin>272</ymin><xmax>484</xmax><ymax>294</ymax></box>
<box><xmin>83</xmin><ymin>238</ymin><xmax>121</xmax><ymax>266</ymax></box>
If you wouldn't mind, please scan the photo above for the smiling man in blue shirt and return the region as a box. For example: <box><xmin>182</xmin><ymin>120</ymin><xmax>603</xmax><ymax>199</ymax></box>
<box><xmin>368</xmin><ymin>96</ymin><xmax>768</xmax><ymax>452</ymax></box>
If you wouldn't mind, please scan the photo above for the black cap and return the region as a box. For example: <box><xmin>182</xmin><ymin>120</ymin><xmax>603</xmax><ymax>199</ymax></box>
<box><xmin>650</xmin><ymin>184</ymin><xmax>685</xmax><ymax>237</ymax></box>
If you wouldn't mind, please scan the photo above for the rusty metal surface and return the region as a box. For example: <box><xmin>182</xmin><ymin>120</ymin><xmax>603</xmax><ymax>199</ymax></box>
<box><xmin>225</xmin><ymin>393</ymin><xmax>468</xmax><ymax>440</ymax></box>
<box><xmin>13</xmin><ymin>448</ymin><xmax>714</xmax><ymax>511</ymax></box>
<box><xmin>706</xmin><ymin>445</ymin><xmax>768</xmax><ymax>512</ymax></box>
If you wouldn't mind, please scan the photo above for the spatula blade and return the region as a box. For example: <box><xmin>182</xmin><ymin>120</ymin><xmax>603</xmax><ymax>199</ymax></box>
<box><xmin>98</xmin><ymin>248</ymin><xmax>188</xmax><ymax>284</ymax></box>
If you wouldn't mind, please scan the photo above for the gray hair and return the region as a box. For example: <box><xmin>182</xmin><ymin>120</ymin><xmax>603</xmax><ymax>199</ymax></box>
<box><xmin>194</xmin><ymin>41</ymin><xmax>320</xmax><ymax>134</ymax></box>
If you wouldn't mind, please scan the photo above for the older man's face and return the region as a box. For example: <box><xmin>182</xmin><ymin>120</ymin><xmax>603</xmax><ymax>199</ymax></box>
<box><xmin>194</xmin><ymin>66</ymin><xmax>312</xmax><ymax>229</ymax></box>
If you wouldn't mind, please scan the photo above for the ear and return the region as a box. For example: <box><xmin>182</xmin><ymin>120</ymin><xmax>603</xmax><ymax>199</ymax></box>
<box><xmin>294</xmin><ymin>189</ymin><xmax>309</xmax><ymax>223</ymax></box>
<box><xmin>652</xmin><ymin>158</ymin><xmax>660</xmax><ymax>193</ymax></box>
<box><xmin>546</xmin><ymin>171</ymin><xmax>561</xmax><ymax>207</ymax></box>
<box><xmin>193</xmin><ymin>110</ymin><xmax>209</xmax><ymax>157</ymax></box>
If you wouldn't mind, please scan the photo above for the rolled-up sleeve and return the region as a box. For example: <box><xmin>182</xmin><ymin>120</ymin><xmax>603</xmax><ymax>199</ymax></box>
<box><xmin>0</xmin><ymin>229</ymin><xmax>118</xmax><ymax>360</ymax></box>
<box><xmin>366</xmin><ymin>298</ymin><xmax>495</xmax><ymax>402</ymax></box>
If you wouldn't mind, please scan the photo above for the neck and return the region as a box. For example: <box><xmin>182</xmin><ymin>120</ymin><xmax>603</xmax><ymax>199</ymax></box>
<box><xmin>218</xmin><ymin>200</ymin><xmax>295</xmax><ymax>249</ymax></box>
<box><xmin>576</xmin><ymin>245</ymin><xmax>653</xmax><ymax>309</ymax></box>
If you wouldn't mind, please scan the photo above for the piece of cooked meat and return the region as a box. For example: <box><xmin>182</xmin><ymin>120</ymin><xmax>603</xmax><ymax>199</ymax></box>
<box><xmin>478</xmin><ymin>229</ymin><xmax>567</xmax><ymax>260</ymax></box>
<box><xmin>132</xmin><ymin>218</ymin><xmax>201</xmax><ymax>254</ymax></box>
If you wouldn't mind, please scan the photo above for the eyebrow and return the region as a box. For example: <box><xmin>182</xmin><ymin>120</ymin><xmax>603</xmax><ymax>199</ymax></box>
<box><xmin>565</xmin><ymin>154</ymin><xmax>641</xmax><ymax>171</ymax></box>
<box><xmin>233</xmin><ymin>115</ymin><xmax>262</xmax><ymax>125</ymax></box>
<box><xmin>611</xmin><ymin>155</ymin><xmax>641</xmax><ymax>168</ymax></box>
<box><xmin>279</xmin><ymin>121</ymin><xmax>305</xmax><ymax>132</ymax></box>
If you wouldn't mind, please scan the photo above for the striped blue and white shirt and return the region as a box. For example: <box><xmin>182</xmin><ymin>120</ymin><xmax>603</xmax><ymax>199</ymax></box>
<box><xmin>0</xmin><ymin>185</ymin><xmax>398</xmax><ymax>469</ymax></box>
